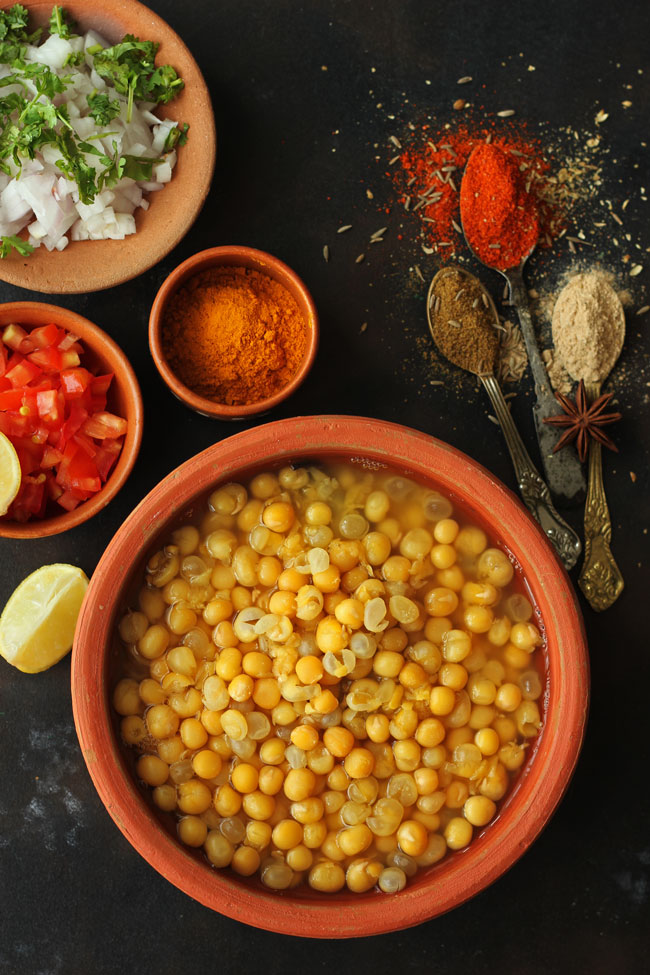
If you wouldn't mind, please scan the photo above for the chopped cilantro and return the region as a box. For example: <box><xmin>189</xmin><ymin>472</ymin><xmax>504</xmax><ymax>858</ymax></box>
<box><xmin>0</xmin><ymin>235</ymin><xmax>35</xmax><ymax>258</ymax></box>
<box><xmin>48</xmin><ymin>5</ymin><xmax>76</xmax><ymax>39</ymax></box>
<box><xmin>86</xmin><ymin>92</ymin><xmax>121</xmax><ymax>126</ymax></box>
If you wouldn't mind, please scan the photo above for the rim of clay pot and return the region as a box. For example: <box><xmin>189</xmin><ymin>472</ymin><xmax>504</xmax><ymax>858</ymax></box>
<box><xmin>0</xmin><ymin>302</ymin><xmax>143</xmax><ymax>538</ymax></box>
<box><xmin>148</xmin><ymin>246</ymin><xmax>319</xmax><ymax>419</ymax></box>
<box><xmin>72</xmin><ymin>416</ymin><xmax>589</xmax><ymax>937</ymax></box>
<box><xmin>0</xmin><ymin>0</ymin><xmax>216</xmax><ymax>295</ymax></box>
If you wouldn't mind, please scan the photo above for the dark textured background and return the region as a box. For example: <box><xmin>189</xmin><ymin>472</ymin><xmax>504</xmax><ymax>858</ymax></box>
<box><xmin>1</xmin><ymin>1</ymin><xmax>649</xmax><ymax>972</ymax></box>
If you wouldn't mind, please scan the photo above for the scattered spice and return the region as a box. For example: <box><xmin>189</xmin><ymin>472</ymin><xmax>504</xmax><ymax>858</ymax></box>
<box><xmin>460</xmin><ymin>143</ymin><xmax>539</xmax><ymax>269</ymax></box>
<box><xmin>428</xmin><ymin>268</ymin><xmax>499</xmax><ymax>375</ymax></box>
<box><xmin>161</xmin><ymin>266</ymin><xmax>307</xmax><ymax>406</ymax></box>
<box><xmin>551</xmin><ymin>272</ymin><xmax>625</xmax><ymax>383</ymax></box>
<box><xmin>496</xmin><ymin>320</ymin><xmax>528</xmax><ymax>384</ymax></box>
<box><xmin>543</xmin><ymin>380</ymin><xmax>621</xmax><ymax>462</ymax></box>
<box><xmin>394</xmin><ymin>123</ymin><xmax>569</xmax><ymax>258</ymax></box>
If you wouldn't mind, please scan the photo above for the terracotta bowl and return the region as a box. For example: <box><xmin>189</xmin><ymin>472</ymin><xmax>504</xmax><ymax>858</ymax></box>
<box><xmin>72</xmin><ymin>416</ymin><xmax>589</xmax><ymax>937</ymax></box>
<box><xmin>0</xmin><ymin>301</ymin><xmax>143</xmax><ymax>538</ymax></box>
<box><xmin>0</xmin><ymin>0</ymin><xmax>215</xmax><ymax>294</ymax></box>
<box><xmin>148</xmin><ymin>246</ymin><xmax>319</xmax><ymax>419</ymax></box>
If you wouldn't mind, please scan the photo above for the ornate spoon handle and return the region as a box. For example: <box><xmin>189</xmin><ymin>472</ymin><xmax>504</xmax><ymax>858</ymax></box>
<box><xmin>480</xmin><ymin>374</ymin><xmax>582</xmax><ymax>571</ymax></box>
<box><xmin>577</xmin><ymin>381</ymin><xmax>624</xmax><ymax>611</ymax></box>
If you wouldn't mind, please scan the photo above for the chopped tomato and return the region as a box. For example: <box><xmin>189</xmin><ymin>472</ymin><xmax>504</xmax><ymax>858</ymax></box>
<box><xmin>57</xmin><ymin>441</ymin><xmax>101</xmax><ymax>494</ymax></box>
<box><xmin>0</xmin><ymin>324</ymin><xmax>128</xmax><ymax>522</ymax></box>
<box><xmin>94</xmin><ymin>437</ymin><xmax>123</xmax><ymax>481</ymax></box>
<box><xmin>0</xmin><ymin>388</ymin><xmax>25</xmax><ymax>410</ymax></box>
<box><xmin>36</xmin><ymin>389</ymin><xmax>64</xmax><ymax>426</ymax></box>
<box><xmin>60</xmin><ymin>367</ymin><xmax>93</xmax><ymax>398</ymax></box>
<box><xmin>2</xmin><ymin>323</ymin><xmax>29</xmax><ymax>351</ymax></box>
<box><xmin>5</xmin><ymin>359</ymin><xmax>42</xmax><ymax>388</ymax></box>
<box><xmin>81</xmin><ymin>411</ymin><xmax>128</xmax><ymax>440</ymax></box>
<box><xmin>28</xmin><ymin>347</ymin><xmax>64</xmax><ymax>372</ymax></box>
<box><xmin>29</xmin><ymin>323</ymin><xmax>65</xmax><ymax>349</ymax></box>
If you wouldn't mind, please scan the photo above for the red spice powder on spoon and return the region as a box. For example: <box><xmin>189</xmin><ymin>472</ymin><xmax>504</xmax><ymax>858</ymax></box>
<box><xmin>460</xmin><ymin>143</ymin><xmax>539</xmax><ymax>270</ymax></box>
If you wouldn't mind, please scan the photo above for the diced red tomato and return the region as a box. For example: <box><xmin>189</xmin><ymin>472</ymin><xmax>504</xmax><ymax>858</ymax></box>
<box><xmin>94</xmin><ymin>437</ymin><xmax>123</xmax><ymax>481</ymax></box>
<box><xmin>60</xmin><ymin>350</ymin><xmax>81</xmax><ymax>369</ymax></box>
<box><xmin>0</xmin><ymin>388</ymin><xmax>25</xmax><ymax>410</ymax></box>
<box><xmin>28</xmin><ymin>347</ymin><xmax>64</xmax><ymax>372</ymax></box>
<box><xmin>80</xmin><ymin>411</ymin><xmax>128</xmax><ymax>440</ymax></box>
<box><xmin>73</xmin><ymin>432</ymin><xmax>97</xmax><ymax>457</ymax></box>
<box><xmin>57</xmin><ymin>331</ymin><xmax>80</xmax><ymax>352</ymax></box>
<box><xmin>42</xmin><ymin>446</ymin><xmax>64</xmax><ymax>468</ymax></box>
<box><xmin>56</xmin><ymin>441</ymin><xmax>101</xmax><ymax>494</ymax></box>
<box><xmin>2</xmin><ymin>323</ymin><xmax>29</xmax><ymax>351</ymax></box>
<box><xmin>0</xmin><ymin>324</ymin><xmax>127</xmax><ymax>522</ymax></box>
<box><xmin>36</xmin><ymin>389</ymin><xmax>63</xmax><ymax>426</ymax></box>
<box><xmin>10</xmin><ymin>475</ymin><xmax>47</xmax><ymax>521</ymax></box>
<box><xmin>29</xmin><ymin>324</ymin><xmax>64</xmax><ymax>349</ymax></box>
<box><xmin>5</xmin><ymin>359</ymin><xmax>42</xmax><ymax>388</ymax></box>
<box><xmin>58</xmin><ymin>404</ymin><xmax>88</xmax><ymax>447</ymax></box>
<box><xmin>60</xmin><ymin>367</ymin><xmax>93</xmax><ymax>398</ymax></box>
<box><xmin>56</xmin><ymin>490</ymin><xmax>81</xmax><ymax>512</ymax></box>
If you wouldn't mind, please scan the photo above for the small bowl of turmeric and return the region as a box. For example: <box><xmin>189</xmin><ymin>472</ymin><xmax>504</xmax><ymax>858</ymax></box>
<box><xmin>149</xmin><ymin>246</ymin><xmax>319</xmax><ymax>419</ymax></box>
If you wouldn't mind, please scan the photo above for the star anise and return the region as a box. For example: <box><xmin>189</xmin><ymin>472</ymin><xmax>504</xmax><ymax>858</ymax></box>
<box><xmin>543</xmin><ymin>380</ymin><xmax>621</xmax><ymax>463</ymax></box>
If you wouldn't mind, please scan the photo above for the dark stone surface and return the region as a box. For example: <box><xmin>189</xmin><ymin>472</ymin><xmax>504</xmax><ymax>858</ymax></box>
<box><xmin>1</xmin><ymin>1</ymin><xmax>649</xmax><ymax>972</ymax></box>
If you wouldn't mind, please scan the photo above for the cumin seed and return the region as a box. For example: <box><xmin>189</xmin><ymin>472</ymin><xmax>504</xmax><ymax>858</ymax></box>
<box><xmin>355</xmin><ymin>253</ymin><xmax>365</xmax><ymax>264</ymax></box>
<box><xmin>452</xmin><ymin>219</ymin><xmax>462</xmax><ymax>234</ymax></box>
<box><xmin>323</xmin><ymin>245</ymin><xmax>329</xmax><ymax>262</ymax></box>
<box><xmin>337</xmin><ymin>225</ymin><xmax>352</xmax><ymax>233</ymax></box>
<box><xmin>635</xmin><ymin>305</ymin><xmax>650</xmax><ymax>316</ymax></box>
<box><xmin>497</xmin><ymin>109</ymin><xmax>515</xmax><ymax>117</ymax></box>
<box><xmin>611</xmin><ymin>212</ymin><xmax>623</xmax><ymax>225</ymax></box>
<box><xmin>457</xmin><ymin>76</ymin><xmax>472</xmax><ymax>84</ymax></box>
<box><xmin>389</xmin><ymin>135</ymin><xmax>402</xmax><ymax>149</ymax></box>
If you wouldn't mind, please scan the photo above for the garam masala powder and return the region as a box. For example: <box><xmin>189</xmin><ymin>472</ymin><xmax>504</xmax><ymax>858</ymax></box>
<box><xmin>162</xmin><ymin>266</ymin><xmax>307</xmax><ymax>406</ymax></box>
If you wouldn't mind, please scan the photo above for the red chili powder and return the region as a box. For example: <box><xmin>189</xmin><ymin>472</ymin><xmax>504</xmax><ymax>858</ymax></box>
<box><xmin>393</xmin><ymin>123</ymin><xmax>564</xmax><ymax>258</ymax></box>
<box><xmin>460</xmin><ymin>143</ymin><xmax>539</xmax><ymax>270</ymax></box>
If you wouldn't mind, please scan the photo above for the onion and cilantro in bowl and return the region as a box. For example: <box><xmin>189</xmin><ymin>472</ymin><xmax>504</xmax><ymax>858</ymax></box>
<box><xmin>0</xmin><ymin>3</ymin><xmax>187</xmax><ymax>256</ymax></box>
<box><xmin>0</xmin><ymin>1</ymin><xmax>215</xmax><ymax>293</ymax></box>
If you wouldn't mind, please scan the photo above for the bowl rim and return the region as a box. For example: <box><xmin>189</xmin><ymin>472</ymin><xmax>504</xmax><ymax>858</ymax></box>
<box><xmin>148</xmin><ymin>245</ymin><xmax>319</xmax><ymax>419</ymax></box>
<box><xmin>0</xmin><ymin>300</ymin><xmax>143</xmax><ymax>538</ymax></box>
<box><xmin>0</xmin><ymin>0</ymin><xmax>216</xmax><ymax>294</ymax></box>
<box><xmin>72</xmin><ymin>415</ymin><xmax>589</xmax><ymax>937</ymax></box>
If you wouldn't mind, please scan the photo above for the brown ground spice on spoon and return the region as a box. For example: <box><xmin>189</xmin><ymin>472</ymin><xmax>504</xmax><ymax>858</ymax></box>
<box><xmin>429</xmin><ymin>268</ymin><xmax>500</xmax><ymax>375</ymax></box>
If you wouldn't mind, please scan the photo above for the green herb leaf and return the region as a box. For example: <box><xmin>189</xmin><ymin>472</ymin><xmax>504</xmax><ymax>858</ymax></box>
<box><xmin>164</xmin><ymin>122</ymin><xmax>189</xmax><ymax>151</ymax></box>
<box><xmin>86</xmin><ymin>92</ymin><xmax>121</xmax><ymax>126</ymax></box>
<box><xmin>0</xmin><ymin>234</ymin><xmax>35</xmax><ymax>259</ymax></box>
<box><xmin>48</xmin><ymin>5</ymin><xmax>76</xmax><ymax>39</ymax></box>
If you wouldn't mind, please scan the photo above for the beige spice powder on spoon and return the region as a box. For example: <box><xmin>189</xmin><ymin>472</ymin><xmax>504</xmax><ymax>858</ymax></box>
<box><xmin>551</xmin><ymin>272</ymin><xmax>625</xmax><ymax>383</ymax></box>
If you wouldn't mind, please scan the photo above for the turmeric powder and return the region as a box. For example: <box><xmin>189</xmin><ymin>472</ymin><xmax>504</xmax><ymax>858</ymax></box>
<box><xmin>161</xmin><ymin>265</ymin><xmax>308</xmax><ymax>406</ymax></box>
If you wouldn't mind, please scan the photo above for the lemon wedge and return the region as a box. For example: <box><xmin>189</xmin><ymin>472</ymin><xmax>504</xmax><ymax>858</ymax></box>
<box><xmin>0</xmin><ymin>431</ymin><xmax>21</xmax><ymax>516</ymax></box>
<box><xmin>0</xmin><ymin>564</ymin><xmax>89</xmax><ymax>673</ymax></box>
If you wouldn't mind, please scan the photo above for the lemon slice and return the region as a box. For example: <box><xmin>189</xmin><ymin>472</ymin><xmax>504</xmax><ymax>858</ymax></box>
<box><xmin>0</xmin><ymin>431</ymin><xmax>21</xmax><ymax>516</ymax></box>
<box><xmin>0</xmin><ymin>564</ymin><xmax>89</xmax><ymax>673</ymax></box>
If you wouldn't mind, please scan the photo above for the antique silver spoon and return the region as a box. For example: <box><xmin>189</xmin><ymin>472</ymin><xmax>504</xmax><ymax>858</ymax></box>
<box><xmin>427</xmin><ymin>267</ymin><xmax>581</xmax><ymax>571</ymax></box>
<box><xmin>552</xmin><ymin>279</ymin><xmax>626</xmax><ymax>611</ymax></box>
<box><xmin>460</xmin><ymin>147</ymin><xmax>586</xmax><ymax>507</ymax></box>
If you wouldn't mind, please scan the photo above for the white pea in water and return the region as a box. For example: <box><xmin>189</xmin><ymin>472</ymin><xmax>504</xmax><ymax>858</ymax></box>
<box><xmin>378</xmin><ymin>867</ymin><xmax>407</xmax><ymax>893</ymax></box>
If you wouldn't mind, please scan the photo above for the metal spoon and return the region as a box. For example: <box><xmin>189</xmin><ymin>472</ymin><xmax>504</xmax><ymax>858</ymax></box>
<box><xmin>555</xmin><ymin>284</ymin><xmax>625</xmax><ymax>611</ymax></box>
<box><xmin>459</xmin><ymin>149</ymin><xmax>586</xmax><ymax>507</ymax></box>
<box><xmin>427</xmin><ymin>267</ymin><xmax>581</xmax><ymax>571</ymax></box>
